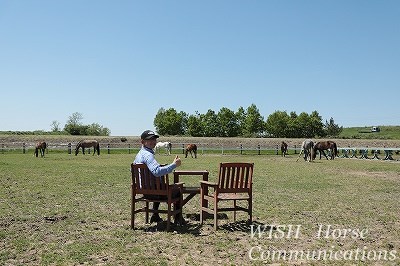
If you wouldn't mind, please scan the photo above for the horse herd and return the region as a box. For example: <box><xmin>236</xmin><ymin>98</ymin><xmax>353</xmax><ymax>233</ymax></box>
<box><xmin>154</xmin><ymin>142</ymin><xmax>198</xmax><ymax>158</ymax></box>
<box><xmin>291</xmin><ymin>139</ymin><xmax>338</xmax><ymax>162</ymax></box>
<box><xmin>33</xmin><ymin>140</ymin><xmax>198</xmax><ymax>158</ymax></box>
<box><xmin>34</xmin><ymin>139</ymin><xmax>335</xmax><ymax>161</ymax></box>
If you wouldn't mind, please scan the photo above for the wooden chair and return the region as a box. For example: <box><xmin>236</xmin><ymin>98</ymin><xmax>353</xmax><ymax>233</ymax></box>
<box><xmin>130</xmin><ymin>163</ymin><xmax>183</xmax><ymax>231</ymax></box>
<box><xmin>200</xmin><ymin>162</ymin><xmax>254</xmax><ymax>230</ymax></box>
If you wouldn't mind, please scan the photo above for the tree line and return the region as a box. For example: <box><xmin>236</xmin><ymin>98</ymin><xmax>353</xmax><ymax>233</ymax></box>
<box><xmin>51</xmin><ymin>112</ymin><xmax>110</xmax><ymax>136</ymax></box>
<box><xmin>154</xmin><ymin>104</ymin><xmax>342</xmax><ymax>138</ymax></box>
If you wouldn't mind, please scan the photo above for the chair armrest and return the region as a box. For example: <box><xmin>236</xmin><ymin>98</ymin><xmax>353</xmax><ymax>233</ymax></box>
<box><xmin>200</xmin><ymin>180</ymin><xmax>218</xmax><ymax>188</ymax></box>
<box><xmin>170</xmin><ymin>182</ymin><xmax>184</xmax><ymax>189</ymax></box>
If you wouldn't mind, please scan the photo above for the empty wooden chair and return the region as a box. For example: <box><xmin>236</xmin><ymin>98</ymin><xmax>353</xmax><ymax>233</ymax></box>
<box><xmin>130</xmin><ymin>163</ymin><xmax>183</xmax><ymax>231</ymax></box>
<box><xmin>200</xmin><ymin>162</ymin><xmax>254</xmax><ymax>230</ymax></box>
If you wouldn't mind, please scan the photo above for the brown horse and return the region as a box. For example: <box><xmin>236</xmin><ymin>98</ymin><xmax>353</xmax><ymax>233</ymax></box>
<box><xmin>185</xmin><ymin>144</ymin><xmax>197</xmax><ymax>158</ymax></box>
<box><xmin>34</xmin><ymin>141</ymin><xmax>47</xmax><ymax>157</ymax></box>
<box><xmin>75</xmin><ymin>140</ymin><xmax>100</xmax><ymax>156</ymax></box>
<box><xmin>281</xmin><ymin>141</ymin><xmax>288</xmax><ymax>157</ymax></box>
<box><xmin>313</xmin><ymin>141</ymin><xmax>337</xmax><ymax>160</ymax></box>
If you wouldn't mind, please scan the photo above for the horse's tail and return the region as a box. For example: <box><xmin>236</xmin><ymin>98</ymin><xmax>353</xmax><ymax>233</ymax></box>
<box><xmin>310</xmin><ymin>141</ymin><xmax>314</xmax><ymax>162</ymax></box>
<box><xmin>96</xmin><ymin>142</ymin><xmax>100</xmax><ymax>155</ymax></box>
<box><xmin>193</xmin><ymin>144</ymin><xmax>197</xmax><ymax>158</ymax></box>
<box><xmin>168</xmin><ymin>142</ymin><xmax>172</xmax><ymax>154</ymax></box>
<box><xmin>333</xmin><ymin>142</ymin><xmax>338</xmax><ymax>157</ymax></box>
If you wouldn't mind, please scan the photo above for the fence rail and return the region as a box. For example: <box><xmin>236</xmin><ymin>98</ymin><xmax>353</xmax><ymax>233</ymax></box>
<box><xmin>1</xmin><ymin>142</ymin><xmax>400</xmax><ymax>161</ymax></box>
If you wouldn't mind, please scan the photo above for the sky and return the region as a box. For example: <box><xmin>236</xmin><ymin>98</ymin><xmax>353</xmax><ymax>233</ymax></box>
<box><xmin>1</xmin><ymin>1</ymin><xmax>399</xmax><ymax>136</ymax></box>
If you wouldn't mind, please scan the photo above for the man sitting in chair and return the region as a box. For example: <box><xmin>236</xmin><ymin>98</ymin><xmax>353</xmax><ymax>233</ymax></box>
<box><xmin>134</xmin><ymin>130</ymin><xmax>184</xmax><ymax>224</ymax></box>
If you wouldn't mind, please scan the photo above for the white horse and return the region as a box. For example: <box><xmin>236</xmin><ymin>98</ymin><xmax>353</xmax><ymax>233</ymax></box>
<box><xmin>296</xmin><ymin>139</ymin><xmax>314</xmax><ymax>162</ymax></box>
<box><xmin>154</xmin><ymin>141</ymin><xmax>172</xmax><ymax>155</ymax></box>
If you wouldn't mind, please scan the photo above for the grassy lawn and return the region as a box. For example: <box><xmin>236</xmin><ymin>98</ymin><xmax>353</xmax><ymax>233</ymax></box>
<box><xmin>1</xmin><ymin>152</ymin><xmax>399</xmax><ymax>265</ymax></box>
<box><xmin>339</xmin><ymin>126</ymin><xmax>400</xmax><ymax>139</ymax></box>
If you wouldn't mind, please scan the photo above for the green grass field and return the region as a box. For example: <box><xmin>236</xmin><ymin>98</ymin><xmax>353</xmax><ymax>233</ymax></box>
<box><xmin>338</xmin><ymin>126</ymin><xmax>400</xmax><ymax>140</ymax></box>
<box><xmin>1</xmin><ymin>152</ymin><xmax>399</xmax><ymax>265</ymax></box>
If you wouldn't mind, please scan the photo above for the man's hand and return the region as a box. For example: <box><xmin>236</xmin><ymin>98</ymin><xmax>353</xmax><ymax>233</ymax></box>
<box><xmin>173</xmin><ymin>155</ymin><xmax>181</xmax><ymax>167</ymax></box>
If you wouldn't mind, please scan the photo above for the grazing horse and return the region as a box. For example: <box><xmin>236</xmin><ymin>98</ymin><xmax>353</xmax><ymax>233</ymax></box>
<box><xmin>154</xmin><ymin>141</ymin><xmax>172</xmax><ymax>155</ymax></box>
<box><xmin>313</xmin><ymin>141</ymin><xmax>338</xmax><ymax>160</ymax></box>
<box><xmin>281</xmin><ymin>141</ymin><xmax>288</xmax><ymax>157</ymax></box>
<box><xmin>75</xmin><ymin>140</ymin><xmax>100</xmax><ymax>156</ymax></box>
<box><xmin>34</xmin><ymin>141</ymin><xmax>47</xmax><ymax>157</ymax></box>
<box><xmin>185</xmin><ymin>144</ymin><xmax>197</xmax><ymax>158</ymax></box>
<box><xmin>296</xmin><ymin>139</ymin><xmax>314</xmax><ymax>162</ymax></box>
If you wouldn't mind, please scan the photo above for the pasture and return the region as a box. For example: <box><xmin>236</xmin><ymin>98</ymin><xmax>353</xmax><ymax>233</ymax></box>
<box><xmin>1</xmin><ymin>152</ymin><xmax>399</xmax><ymax>265</ymax></box>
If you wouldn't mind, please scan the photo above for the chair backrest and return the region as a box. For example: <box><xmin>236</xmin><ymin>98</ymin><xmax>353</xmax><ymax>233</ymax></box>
<box><xmin>217</xmin><ymin>162</ymin><xmax>254</xmax><ymax>193</ymax></box>
<box><xmin>131</xmin><ymin>163</ymin><xmax>169</xmax><ymax>195</ymax></box>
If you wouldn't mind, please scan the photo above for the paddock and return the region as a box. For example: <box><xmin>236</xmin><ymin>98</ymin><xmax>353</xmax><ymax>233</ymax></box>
<box><xmin>1</xmin><ymin>153</ymin><xmax>399</xmax><ymax>265</ymax></box>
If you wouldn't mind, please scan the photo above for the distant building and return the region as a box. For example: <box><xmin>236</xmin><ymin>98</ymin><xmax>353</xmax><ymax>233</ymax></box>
<box><xmin>371</xmin><ymin>126</ymin><xmax>380</xmax><ymax>132</ymax></box>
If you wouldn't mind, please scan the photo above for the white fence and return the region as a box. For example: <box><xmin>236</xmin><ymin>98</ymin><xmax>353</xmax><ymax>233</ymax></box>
<box><xmin>1</xmin><ymin>142</ymin><xmax>400</xmax><ymax>161</ymax></box>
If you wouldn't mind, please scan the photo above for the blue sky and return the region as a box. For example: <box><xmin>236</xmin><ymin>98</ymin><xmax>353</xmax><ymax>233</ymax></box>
<box><xmin>1</xmin><ymin>1</ymin><xmax>399</xmax><ymax>136</ymax></box>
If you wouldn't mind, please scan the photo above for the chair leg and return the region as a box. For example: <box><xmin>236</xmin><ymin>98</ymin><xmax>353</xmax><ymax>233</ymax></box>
<box><xmin>234</xmin><ymin>199</ymin><xmax>237</xmax><ymax>222</ymax></box>
<box><xmin>167</xmin><ymin>202</ymin><xmax>171</xmax><ymax>231</ymax></box>
<box><xmin>131</xmin><ymin>198</ymin><xmax>135</xmax><ymax>229</ymax></box>
<box><xmin>200</xmin><ymin>187</ymin><xmax>204</xmax><ymax>225</ymax></box>
<box><xmin>213</xmin><ymin>196</ymin><xmax>218</xmax><ymax>230</ymax></box>
<box><xmin>145</xmin><ymin>201</ymin><xmax>149</xmax><ymax>224</ymax></box>
<box><xmin>249</xmin><ymin>198</ymin><xmax>252</xmax><ymax>223</ymax></box>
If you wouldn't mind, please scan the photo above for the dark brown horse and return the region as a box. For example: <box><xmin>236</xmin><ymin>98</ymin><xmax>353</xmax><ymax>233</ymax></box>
<box><xmin>34</xmin><ymin>141</ymin><xmax>47</xmax><ymax>157</ymax></box>
<box><xmin>185</xmin><ymin>144</ymin><xmax>197</xmax><ymax>158</ymax></box>
<box><xmin>313</xmin><ymin>141</ymin><xmax>337</xmax><ymax>160</ymax></box>
<box><xmin>75</xmin><ymin>140</ymin><xmax>100</xmax><ymax>156</ymax></box>
<box><xmin>281</xmin><ymin>141</ymin><xmax>288</xmax><ymax>157</ymax></box>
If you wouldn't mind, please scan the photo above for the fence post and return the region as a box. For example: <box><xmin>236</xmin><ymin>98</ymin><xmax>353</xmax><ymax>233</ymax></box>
<box><xmin>128</xmin><ymin>144</ymin><xmax>131</xmax><ymax>154</ymax></box>
<box><xmin>240</xmin><ymin>144</ymin><xmax>243</xmax><ymax>155</ymax></box>
<box><xmin>23</xmin><ymin>143</ymin><xmax>26</xmax><ymax>154</ymax></box>
<box><xmin>107</xmin><ymin>144</ymin><xmax>110</xmax><ymax>154</ymax></box>
<box><xmin>276</xmin><ymin>145</ymin><xmax>279</xmax><ymax>155</ymax></box>
<box><xmin>257</xmin><ymin>144</ymin><xmax>261</xmax><ymax>155</ymax></box>
<box><xmin>68</xmin><ymin>143</ymin><xmax>72</xmax><ymax>154</ymax></box>
<box><xmin>182</xmin><ymin>144</ymin><xmax>185</xmax><ymax>155</ymax></box>
<box><xmin>294</xmin><ymin>145</ymin><xmax>297</xmax><ymax>154</ymax></box>
<box><xmin>1</xmin><ymin>143</ymin><xmax>3</xmax><ymax>154</ymax></box>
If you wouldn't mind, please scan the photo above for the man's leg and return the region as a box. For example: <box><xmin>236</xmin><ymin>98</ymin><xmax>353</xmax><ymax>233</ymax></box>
<box><xmin>172</xmin><ymin>190</ymin><xmax>186</xmax><ymax>225</ymax></box>
<box><xmin>150</xmin><ymin>201</ymin><xmax>162</xmax><ymax>223</ymax></box>
<box><xmin>143</xmin><ymin>195</ymin><xmax>163</xmax><ymax>223</ymax></box>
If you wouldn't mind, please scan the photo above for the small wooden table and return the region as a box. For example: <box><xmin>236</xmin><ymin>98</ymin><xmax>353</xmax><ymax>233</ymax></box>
<box><xmin>173</xmin><ymin>170</ymin><xmax>209</xmax><ymax>208</ymax></box>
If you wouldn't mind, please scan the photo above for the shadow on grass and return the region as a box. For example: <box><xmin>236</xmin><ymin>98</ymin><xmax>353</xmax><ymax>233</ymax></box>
<box><xmin>132</xmin><ymin>213</ymin><xmax>267</xmax><ymax>235</ymax></box>
<box><xmin>132</xmin><ymin>212</ymin><xmax>270</xmax><ymax>235</ymax></box>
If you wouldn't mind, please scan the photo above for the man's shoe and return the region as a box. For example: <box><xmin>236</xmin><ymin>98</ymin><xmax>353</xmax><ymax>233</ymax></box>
<box><xmin>150</xmin><ymin>214</ymin><xmax>163</xmax><ymax>223</ymax></box>
<box><xmin>174</xmin><ymin>215</ymin><xmax>187</xmax><ymax>225</ymax></box>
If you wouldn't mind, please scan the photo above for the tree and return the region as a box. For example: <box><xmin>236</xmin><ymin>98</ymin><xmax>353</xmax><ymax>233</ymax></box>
<box><xmin>324</xmin><ymin>117</ymin><xmax>343</xmax><ymax>136</ymax></box>
<box><xmin>242</xmin><ymin>104</ymin><xmax>265</xmax><ymax>137</ymax></box>
<box><xmin>201</xmin><ymin>109</ymin><xmax>220</xmax><ymax>137</ymax></box>
<box><xmin>266</xmin><ymin>110</ymin><xmax>326</xmax><ymax>138</ymax></box>
<box><xmin>309</xmin><ymin>111</ymin><xmax>325</xmax><ymax>137</ymax></box>
<box><xmin>64</xmin><ymin>112</ymin><xmax>84</xmax><ymax>135</ymax></box>
<box><xmin>50</xmin><ymin>120</ymin><xmax>61</xmax><ymax>132</ymax></box>
<box><xmin>187</xmin><ymin>112</ymin><xmax>204</xmax><ymax>137</ymax></box>
<box><xmin>67</xmin><ymin>112</ymin><xmax>83</xmax><ymax>126</ymax></box>
<box><xmin>265</xmin><ymin>111</ymin><xmax>290</xmax><ymax>137</ymax></box>
<box><xmin>153</xmin><ymin>108</ymin><xmax>186</xmax><ymax>135</ymax></box>
<box><xmin>235</xmin><ymin>107</ymin><xmax>246</xmax><ymax>136</ymax></box>
<box><xmin>63</xmin><ymin>112</ymin><xmax>110</xmax><ymax>136</ymax></box>
<box><xmin>217</xmin><ymin>107</ymin><xmax>240</xmax><ymax>137</ymax></box>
